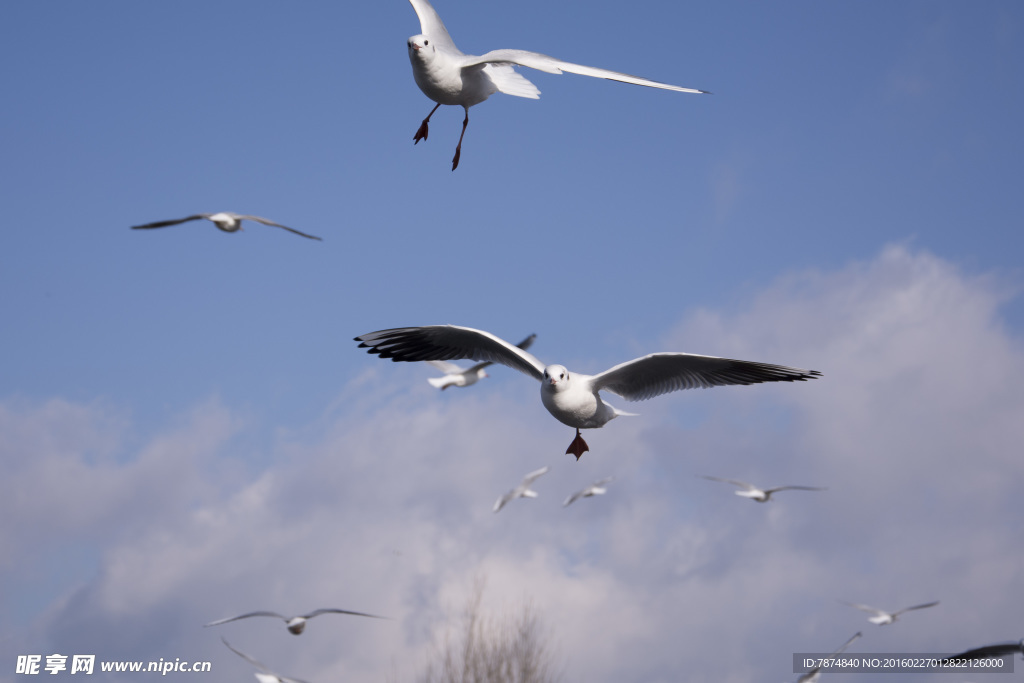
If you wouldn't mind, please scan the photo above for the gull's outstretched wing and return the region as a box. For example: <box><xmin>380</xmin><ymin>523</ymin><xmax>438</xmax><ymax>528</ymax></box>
<box><xmin>839</xmin><ymin>601</ymin><xmax>887</xmax><ymax>617</ymax></box>
<box><xmin>520</xmin><ymin>466</ymin><xmax>550</xmax><ymax>487</ymax></box>
<box><xmin>131</xmin><ymin>214</ymin><xmax>210</xmax><ymax>229</ymax></box>
<box><xmin>514</xmin><ymin>333</ymin><xmax>538</xmax><ymax>352</ymax></box>
<box><xmin>235</xmin><ymin>215</ymin><xmax>322</xmax><ymax>241</ymax></box>
<box><xmin>700</xmin><ymin>475</ymin><xmax>756</xmax><ymax>490</ymax></box>
<box><xmin>800</xmin><ymin>633</ymin><xmax>862</xmax><ymax>682</ymax></box>
<box><xmin>940</xmin><ymin>640</ymin><xmax>1024</xmax><ymax>663</ymax></box>
<box><xmin>563</xmin><ymin>477</ymin><xmax>613</xmax><ymax>507</ymax></box>
<box><xmin>204</xmin><ymin>611</ymin><xmax>285</xmax><ymax>627</ymax></box>
<box><xmin>301</xmin><ymin>608</ymin><xmax>387</xmax><ymax>620</ymax></box>
<box><xmin>221</xmin><ymin>637</ymin><xmax>272</xmax><ymax>674</ymax></box>
<box><xmin>222</xmin><ymin>637</ymin><xmax>312</xmax><ymax>683</ymax></box>
<box><xmin>493</xmin><ymin>490</ymin><xmax>514</xmax><ymax>513</ymax></box>
<box><xmin>467</xmin><ymin>332</ymin><xmax>537</xmax><ymax>373</ymax></box>
<box><xmin>833</xmin><ymin>631</ymin><xmax>863</xmax><ymax>655</ymax></box>
<box><xmin>356</xmin><ymin>326</ymin><xmax>545</xmax><ymax>381</ymax></box>
<box><xmin>764</xmin><ymin>485</ymin><xmax>828</xmax><ymax>495</ymax></box>
<box><xmin>892</xmin><ymin>601</ymin><xmax>939</xmax><ymax>617</ymax></box>
<box><xmin>591</xmin><ymin>353</ymin><xmax>821</xmax><ymax>401</ymax></box>
<box><xmin>562</xmin><ymin>490</ymin><xmax>585</xmax><ymax>507</ymax></box>
<box><xmin>408</xmin><ymin>0</ymin><xmax>459</xmax><ymax>53</ymax></box>
<box><xmin>464</xmin><ymin>49</ymin><xmax>709</xmax><ymax>94</ymax></box>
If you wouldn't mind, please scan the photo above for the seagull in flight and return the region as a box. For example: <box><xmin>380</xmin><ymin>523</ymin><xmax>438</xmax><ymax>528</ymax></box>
<box><xmin>406</xmin><ymin>0</ymin><xmax>709</xmax><ymax>169</ymax></box>
<box><xmin>700</xmin><ymin>476</ymin><xmax>827</xmax><ymax>503</ymax></box>
<box><xmin>354</xmin><ymin>325</ymin><xmax>820</xmax><ymax>460</ymax></box>
<box><xmin>131</xmin><ymin>212</ymin><xmax>322</xmax><ymax>240</ymax></box>
<box><xmin>493</xmin><ymin>466</ymin><xmax>549</xmax><ymax>512</ymax></box>
<box><xmin>427</xmin><ymin>333</ymin><xmax>536</xmax><ymax>390</ymax></box>
<box><xmin>939</xmin><ymin>639</ymin><xmax>1024</xmax><ymax>664</ymax></box>
<box><xmin>204</xmin><ymin>608</ymin><xmax>385</xmax><ymax>635</ymax></box>
<box><xmin>797</xmin><ymin>632</ymin><xmax>862</xmax><ymax>683</ymax></box>
<box><xmin>221</xmin><ymin>638</ymin><xmax>311</xmax><ymax>683</ymax></box>
<box><xmin>839</xmin><ymin>600</ymin><xmax>940</xmax><ymax>626</ymax></box>
<box><xmin>563</xmin><ymin>477</ymin><xmax>614</xmax><ymax>507</ymax></box>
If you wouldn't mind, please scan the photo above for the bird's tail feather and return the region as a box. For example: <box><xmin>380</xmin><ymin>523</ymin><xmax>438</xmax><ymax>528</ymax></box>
<box><xmin>610</xmin><ymin>403</ymin><xmax>639</xmax><ymax>418</ymax></box>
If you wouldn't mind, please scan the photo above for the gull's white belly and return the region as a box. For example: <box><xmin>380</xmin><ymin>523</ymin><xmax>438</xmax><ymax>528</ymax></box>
<box><xmin>411</xmin><ymin>54</ymin><xmax>497</xmax><ymax>108</ymax></box>
<box><xmin>541</xmin><ymin>386</ymin><xmax>614</xmax><ymax>429</ymax></box>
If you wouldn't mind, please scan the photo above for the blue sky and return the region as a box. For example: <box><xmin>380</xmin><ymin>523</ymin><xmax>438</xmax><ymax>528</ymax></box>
<box><xmin>2</xmin><ymin>1</ymin><xmax>1023</xmax><ymax>682</ymax></box>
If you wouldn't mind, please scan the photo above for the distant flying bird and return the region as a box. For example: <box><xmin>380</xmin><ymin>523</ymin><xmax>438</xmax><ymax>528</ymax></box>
<box><xmin>797</xmin><ymin>632</ymin><xmax>862</xmax><ymax>683</ymax></box>
<box><xmin>427</xmin><ymin>333</ymin><xmax>536</xmax><ymax>390</ymax></box>
<box><xmin>700</xmin><ymin>476</ymin><xmax>827</xmax><ymax>503</ymax></box>
<box><xmin>939</xmin><ymin>639</ymin><xmax>1024</xmax><ymax>664</ymax></box>
<box><xmin>355</xmin><ymin>325</ymin><xmax>820</xmax><ymax>460</ymax></box>
<box><xmin>839</xmin><ymin>600</ymin><xmax>940</xmax><ymax>626</ymax></box>
<box><xmin>493</xmin><ymin>466</ymin><xmax>549</xmax><ymax>512</ymax></box>
<box><xmin>563</xmin><ymin>477</ymin><xmax>614</xmax><ymax>507</ymax></box>
<box><xmin>131</xmin><ymin>212</ymin><xmax>322</xmax><ymax>240</ymax></box>
<box><xmin>406</xmin><ymin>0</ymin><xmax>709</xmax><ymax>170</ymax></box>
<box><xmin>204</xmin><ymin>608</ymin><xmax>385</xmax><ymax>635</ymax></box>
<box><xmin>221</xmin><ymin>637</ymin><xmax>311</xmax><ymax>683</ymax></box>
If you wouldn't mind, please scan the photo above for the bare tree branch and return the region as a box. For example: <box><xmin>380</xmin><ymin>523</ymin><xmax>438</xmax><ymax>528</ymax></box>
<box><xmin>417</xmin><ymin>578</ymin><xmax>563</xmax><ymax>683</ymax></box>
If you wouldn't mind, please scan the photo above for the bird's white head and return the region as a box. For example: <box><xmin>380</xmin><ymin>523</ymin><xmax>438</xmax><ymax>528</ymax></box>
<box><xmin>407</xmin><ymin>34</ymin><xmax>433</xmax><ymax>60</ymax></box>
<box><xmin>543</xmin><ymin>365</ymin><xmax>570</xmax><ymax>392</ymax></box>
<box><xmin>285</xmin><ymin>617</ymin><xmax>307</xmax><ymax>635</ymax></box>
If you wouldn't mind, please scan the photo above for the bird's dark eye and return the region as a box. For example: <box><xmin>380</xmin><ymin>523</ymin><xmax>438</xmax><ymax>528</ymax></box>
<box><xmin>424</xmin><ymin>39</ymin><xmax>429</xmax><ymax>45</ymax></box>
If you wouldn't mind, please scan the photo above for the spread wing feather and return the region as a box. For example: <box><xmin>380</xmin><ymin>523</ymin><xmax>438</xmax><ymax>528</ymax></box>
<box><xmin>592</xmin><ymin>353</ymin><xmax>821</xmax><ymax>401</ymax></box>
<box><xmin>466</xmin><ymin>49</ymin><xmax>709</xmax><ymax>94</ymax></box>
<box><xmin>355</xmin><ymin>326</ymin><xmax>545</xmax><ymax>382</ymax></box>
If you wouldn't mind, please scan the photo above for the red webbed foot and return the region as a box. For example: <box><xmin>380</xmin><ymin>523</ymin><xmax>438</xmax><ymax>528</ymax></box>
<box><xmin>565</xmin><ymin>429</ymin><xmax>589</xmax><ymax>461</ymax></box>
<box><xmin>414</xmin><ymin>120</ymin><xmax>429</xmax><ymax>144</ymax></box>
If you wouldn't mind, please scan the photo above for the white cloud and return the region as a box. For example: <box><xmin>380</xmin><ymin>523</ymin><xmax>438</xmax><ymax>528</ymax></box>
<box><xmin>4</xmin><ymin>245</ymin><xmax>1023</xmax><ymax>682</ymax></box>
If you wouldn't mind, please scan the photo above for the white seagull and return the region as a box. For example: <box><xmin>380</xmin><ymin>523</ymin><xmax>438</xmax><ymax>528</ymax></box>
<box><xmin>406</xmin><ymin>0</ymin><xmax>709</xmax><ymax>169</ymax></box>
<box><xmin>797</xmin><ymin>632</ymin><xmax>862</xmax><ymax>683</ymax></box>
<box><xmin>427</xmin><ymin>333</ymin><xmax>536</xmax><ymax>390</ymax></box>
<box><xmin>839</xmin><ymin>600</ymin><xmax>940</xmax><ymax>626</ymax></box>
<box><xmin>221</xmin><ymin>637</ymin><xmax>311</xmax><ymax>683</ymax></box>
<box><xmin>204</xmin><ymin>608</ymin><xmax>385</xmax><ymax>635</ymax></box>
<box><xmin>700</xmin><ymin>476</ymin><xmax>827</xmax><ymax>503</ymax></box>
<box><xmin>354</xmin><ymin>325</ymin><xmax>821</xmax><ymax>460</ymax></box>
<box><xmin>563</xmin><ymin>477</ymin><xmax>614</xmax><ymax>507</ymax></box>
<box><xmin>494</xmin><ymin>466</ymin><xmax>549</xmax><ymax>512</ymax></box>
<box><xmin>131</xmin><ymin>212</ymin><xmax>322</xmax><ymax>240</ymax></box>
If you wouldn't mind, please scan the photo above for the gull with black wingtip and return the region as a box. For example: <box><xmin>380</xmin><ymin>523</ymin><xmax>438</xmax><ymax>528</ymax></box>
<box><xmin>839</xmin><ymin>600</ymin><xmax>939</xmax><ymax>626</ymax></box>
<box><xmin>205</xmin><ymin>607</ymin><xmax>385</xmax><ymax>635</ymax></box>
<box><xmin>354</xmin><ymin>325</ymin><xmax>821</xmax><ymax>460</ymax></box>
<box><xmin>700</xmin><ymin>475</ymin><xmax>826</xmax><ymax>503</ymax></box>
<box><xmin>131</xmin><ymin>212</ymin><xmax>322</xmax><ymax>240</ymax></box>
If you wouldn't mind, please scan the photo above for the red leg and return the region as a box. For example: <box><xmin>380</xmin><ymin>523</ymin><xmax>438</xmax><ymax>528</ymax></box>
<box><xmin>451</xmin><ymin>108</ymin><xmax>469</xmax><ymax>171</ymax></box>
<box><xmin>565</xmin><ymin>428</ymin><xmax>589</xmax><ymax>461</ymax></box>
<box><xmin>415</xmin><ymin>103</ymin><xmax>441</xmax><ymax>144</ymax></box>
